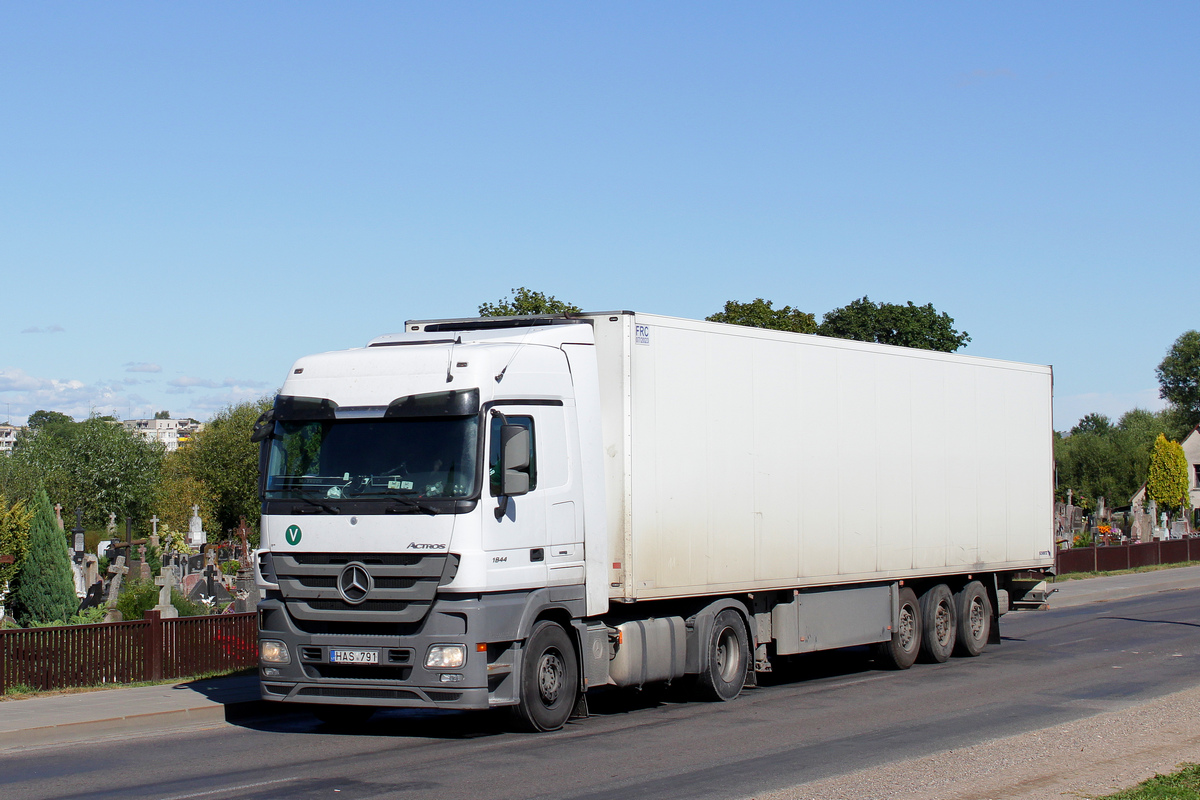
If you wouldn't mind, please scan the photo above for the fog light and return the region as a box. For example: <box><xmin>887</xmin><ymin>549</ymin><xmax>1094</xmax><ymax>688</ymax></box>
<box><xmin>425</xmin><ymin>644</ymin><xmax>465</xmax><ymax>668</ymax></box>
<box><xmin>439</xmin><ymin>673</ymin><xmax>465</xmax><ymax>683</ymax></box>
<box><xmin>262</xmin><ymin>667</ymin><xmax>281</xmax><ymax>677</ymax></box>
<box><xmin>260</xmin><ymin>640</ymin><xmax>290</xmax><ymax>665</ymax></box>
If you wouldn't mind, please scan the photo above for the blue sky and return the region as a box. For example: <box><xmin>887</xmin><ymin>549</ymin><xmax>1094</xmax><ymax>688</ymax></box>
<box><xmin>2</xmin><ymin>3</ymin><xmax>1196</xmax><ymax>431</ymax></box>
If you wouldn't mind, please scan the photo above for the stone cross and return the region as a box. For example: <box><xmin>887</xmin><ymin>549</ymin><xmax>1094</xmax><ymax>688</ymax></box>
<box><xmin>54</xmin><ymin>503</ymin><xmax>64</xmax><ymax>530</ymax></box>
<box><xmin>153</xmin><ymin>566</ymin><xmax>179</xmax><ymax>618</ymax></box>
<box><xmin>103</xmin><ymin>556</ymin><xmax>129</xmax><ymax>622</ymax></box>
<box><xmin>236</xmin><ymin>517</ymin><xmax>251</xmax><ymax>565</ymax></box>
<box><xmin>149</xmin><ymin>515</ymin><xmax>160</xmax><ymax>550</ymax></box>
<box><xmin>137</xmin><ymin>543</ymin><xmax>151</xmax><ymax>581</ymax></box>
<box><xmin>107</xmin><ymin>512</ymin><xmax>117</xmax><ymax>536</ymax></box>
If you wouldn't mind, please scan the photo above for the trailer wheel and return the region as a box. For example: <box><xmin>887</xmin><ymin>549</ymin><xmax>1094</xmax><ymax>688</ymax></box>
<box><xmin>697</xmin><ymin>609</ymin><xmax>750</xmax><ymax>701</ymax></box>
<box><xmin>511</xmin><ymin>620</ymin><xmax>579</xmax><ymax>732</ymax></box>
<box><xmin>311</xmin><ymin>704</ymin><xmax>375</xmax><ymax>727</ymax></box>
<box><xmin>873</xmin><ymin>586</ymin><xmax>921</xmax><ymax>670</ymax></box>
<box><xmin>917</xmin><ymin>584</ymin><xmax>957</xmax><ymax>663</ymax></box>
<box><xmin>953</xmin><ymin>581</ymin><xmax>992</xmax><ymax>657</ymax></box>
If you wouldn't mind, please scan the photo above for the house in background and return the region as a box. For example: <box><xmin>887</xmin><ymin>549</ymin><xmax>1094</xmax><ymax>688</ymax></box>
<box><xmin>0</xmin><ymin>424</ymin><xmax>19</xmax><ymax>455</ymax></box>
<box><xmin>122</xmin><ymin>417</ymin><xmax>180</xmax><ymax>452</ymax></box>
<box><xmin>1184</xmin><ymin>426</ymin><xmax>1200</xmax><ymax>528</ymax></box>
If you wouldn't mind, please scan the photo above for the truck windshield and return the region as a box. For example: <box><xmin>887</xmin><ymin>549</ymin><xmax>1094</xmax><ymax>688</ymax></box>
<box><xmin>265</xmin><ymin>416</ymin><xmax>478</xmax><ymax>500</ymax></box>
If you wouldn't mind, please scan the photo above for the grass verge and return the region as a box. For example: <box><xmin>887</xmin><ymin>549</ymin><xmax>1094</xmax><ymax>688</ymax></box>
<box><xmin>1053</xmin><ymin>560</ymin><xmax>1200</xmax><ymax>582</ymax></box>
<box><xmin>0</xmin><ymin>667</ymin><xmax>255</xmax><ymax>702</ymax></box>
<box><xmin>1098</xmin><ymin>762</ymin><xmax>1200</xmax><ymax>798</ymax></box>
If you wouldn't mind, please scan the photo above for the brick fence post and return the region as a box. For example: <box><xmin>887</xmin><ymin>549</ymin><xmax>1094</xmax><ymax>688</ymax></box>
<box><xmin>144</xmin><ymin>610</ymin><xmax>163</xmax><ymax>681</ymax></box>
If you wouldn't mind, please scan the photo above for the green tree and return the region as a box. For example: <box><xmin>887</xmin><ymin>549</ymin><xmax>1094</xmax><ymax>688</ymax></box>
<box><xmin>11</xmin><ymin>489</ymin><xmax>77</xmax><ymax>625</ymax></box>
<box><xmin>706</xmin><ymin>298</ymin><xmax>818</xmax><ymax>333</ymax></box>
<box><xmin>479</xmin><ymin>287</ymin><xmax>582</xmax><ymax>317</ymax></box>
<box><xmin>0</xmin><ymin>496</ymin><xmax>34</xmax><ymax>594</ymax></box>
<box><xmin>1054</xmin><ymin>409</ymin><xmax>1175</xmax><ymax>509</ymax></box>
<box><xmin>818</xmin><ymin>296</ymin><xmax>971</xmax><ymax>352</ymax></box>
<box><xmin>152</xmin><ymin>449</ymin><xmax>218</xmax><ymax>543</ymax></box>
<box><xmin>1156</xmin><ymin>330</ymin><xmax>1200</xmax><ymax>430</ymax></box>
<box><xmin>6</xmin><ymin>417</ymin><xmax>163</xmax><ymax>527</ymax></box>
<box><xmin>176</xmin><ymin>397</ymin><xmax>272</xmax><ymax>541</ymax></box>
<box><xmin>154</xmin><ymin>410</ymin><xmax>171</xmax><ymax>420</ymax></box>
<box><xmin>26</xmin><ymin>410</ymin><xmax>74</xmax><ymax>431</ymax></box>
<box><xmin>1146</xmin><ymin>433</ymin><xmax>1190</xmax><ymax>519</ymax></box>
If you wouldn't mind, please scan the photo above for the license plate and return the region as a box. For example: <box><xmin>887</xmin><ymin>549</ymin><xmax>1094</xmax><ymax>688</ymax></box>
<box><xmin>330</xmin><ymin>649</ymin><xmax>379</xmax><ymax>664</ymax></box>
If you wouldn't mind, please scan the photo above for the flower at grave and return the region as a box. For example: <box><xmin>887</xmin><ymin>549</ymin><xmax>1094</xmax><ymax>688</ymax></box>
<box><xmin>1097</xmin><ymin>525</ymin><xmax>1113</xmax><ymax>536</ymax></box>
<box><xmin>159</xmin><ymin>522</ymin><xmax>196</xmax><ymax>556</ymax></box>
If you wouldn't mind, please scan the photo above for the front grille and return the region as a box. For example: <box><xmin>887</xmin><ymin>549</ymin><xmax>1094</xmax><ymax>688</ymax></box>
<box><xmin>306</xmin><ymin>600</ymin><xmax>419</xmax><ymax>613</ymax></box>
<box><xmin>272</xmin><ymin>552</ymin><xmax>454</xmax><ymax>626</ymax></box>
<box><xmin>305</xmin><ymin>664</ymin><xmax>413</xmax><ymax>681</ymax></box>
<box><xmin>298</xmin><ymin>687</ymin><xmax>419</xmax><ymax>700</ymax></box>
<box><xmin>426</xmin><ymin>692</ymin><xmax>462</xmax><ymax>702</ymax></box>
<box><xmin>262</xmin><ymin>683</ymin><xmax>290</xmax><ymax>695</ymax></box>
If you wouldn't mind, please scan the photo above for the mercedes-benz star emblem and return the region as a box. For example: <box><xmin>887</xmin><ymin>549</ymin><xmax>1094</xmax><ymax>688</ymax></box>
<box><xmin>338</xmin><ymin>563</ymin><xmax>372</xmax><ymax>604</ymax></box>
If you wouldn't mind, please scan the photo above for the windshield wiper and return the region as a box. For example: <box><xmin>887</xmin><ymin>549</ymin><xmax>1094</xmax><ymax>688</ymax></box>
<box><xmin>289</xmin><ymin>496</ymin><xmax>342</xmax><ymax>515</ymax></box>
<box><xmin>384</xmin><ymin>498</ymin><xmax>440</xmax><ymax>516</ymax></box>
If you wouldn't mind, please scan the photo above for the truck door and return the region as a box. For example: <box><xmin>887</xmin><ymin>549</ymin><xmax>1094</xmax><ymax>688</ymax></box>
<box><xmin>482</xmin><ymin>403</ymin><xmax>583</xmax><ymax>589</ymax></box>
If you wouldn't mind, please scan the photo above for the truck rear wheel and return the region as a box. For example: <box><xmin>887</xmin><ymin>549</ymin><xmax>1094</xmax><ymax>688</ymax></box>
<box><xmin>918</xmin><ymin>584</ymin><xmax>957</xmax><ymax>663</ymax></box>
<box><xmin>873</xmin><ymin>586</ymin><xmax>921</xmax><ymax>669</ymax></box>
<box><xmin>511</xmin><ymin>620</ymin><xmax>579</xmax><ymax>732</ymax></box>
<box><xmin>696</xmin><ymin>609</ymin><xmax>750</xmax><ymax>701</ymax></box>
<box><xmin>953</xmin><ymin>581</ymin><xmax>992</xmax><ymax>657</ymax></box>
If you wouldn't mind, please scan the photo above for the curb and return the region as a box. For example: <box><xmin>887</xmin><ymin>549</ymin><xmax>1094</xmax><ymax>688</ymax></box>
<box><xmin>0</xmin><ymin>698</ymin><xmax>273</xmax><ymax>750</ymax></box>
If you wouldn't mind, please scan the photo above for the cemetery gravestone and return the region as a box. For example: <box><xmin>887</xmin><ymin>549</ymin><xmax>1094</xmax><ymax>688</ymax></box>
<box><xmin>103</xmin><ymin>556</ymin><xmax>129</xmax><ymax>623</ymax></box>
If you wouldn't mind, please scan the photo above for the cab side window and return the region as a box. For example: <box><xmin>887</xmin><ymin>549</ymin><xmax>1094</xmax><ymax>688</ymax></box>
<box><xmin>489</xmin><ymin>415</ymin><xmax>536</xmax><ymax>495</ymax></box>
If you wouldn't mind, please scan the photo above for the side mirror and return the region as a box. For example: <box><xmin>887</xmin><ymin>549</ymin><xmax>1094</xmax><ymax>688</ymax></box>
<box><xmin>250</xmin><ymin>409</ymin><xmax>276</xmax><ymax>443</ymax></box>
<box><xmin>499</xmin><ymin>425</ymin><xmax>531</xmax><ymax>497</ymax></box>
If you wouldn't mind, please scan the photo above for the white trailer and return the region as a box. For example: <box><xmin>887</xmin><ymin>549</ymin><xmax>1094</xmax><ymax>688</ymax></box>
<box><xmin>254</xmin><ymin>312</ymin><xmax>1054</xmax><ymax>730</ymax></box>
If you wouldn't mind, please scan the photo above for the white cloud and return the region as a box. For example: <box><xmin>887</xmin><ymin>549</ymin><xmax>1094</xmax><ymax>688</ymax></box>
<box><xmin>124</xmin><ymin>362</ymin><xmax>162</xmax><ymax>373</ymax></box>
<box><xmin>0</xmin><ymin>367</ymin><xmax>110</xmax><ymax>423</ymax></box>
<box><xmin>168</xmin><ymin>376</ymin><xmax>269</xmax><ymax>391</ymax></box>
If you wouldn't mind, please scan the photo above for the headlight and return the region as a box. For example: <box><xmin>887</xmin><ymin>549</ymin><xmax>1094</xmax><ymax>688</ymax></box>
<box><xmin>260</xmin><ymin>640</ymin><xmax>291</xmax><ymax>664</ymax></box>
<box><xmin>425</xmin><ymin>644</ymin><xmax>466</xmax><ymax>669</ymax></box>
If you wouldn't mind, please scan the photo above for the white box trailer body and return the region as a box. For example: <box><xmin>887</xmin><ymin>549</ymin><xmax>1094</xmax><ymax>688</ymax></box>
<box><xmin>254</xmin><ymin>311</ymin><xmax>1054</xmax><ymax>730</ymax></box>
<box><xmin>587</xmin><ymin>313</ymin><xmax>1055</xmax><ymax>601</ymax></box>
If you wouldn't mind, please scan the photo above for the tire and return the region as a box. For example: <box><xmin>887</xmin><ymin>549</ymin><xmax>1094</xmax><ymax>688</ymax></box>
<box><xmin>873</xmin><ymin>586</ymin><xmax>921</xmax><ymax>670</ymax></box>
<box><xmin>511</xmin><ymin>620</ymin><xmax>579</xmax><ymax>732</ymax></box>
<box><xmin>918</xmin><ymin>584</ymin><xmax>957</xmax><ymax>663</ymax></box>
<box><xmin>953</xmin><ymin>581</ymin><xmax>993</xmax><ymax>657</ymax></box>
<box><xmin>696</xmin><ymin>609</ymin><xmax>750</xmax><ymax>701</ymax></box>
<box><xmin>312</xmin><ymin>704</ymin><xmax>375</xmax><ymax>727</ymax></box>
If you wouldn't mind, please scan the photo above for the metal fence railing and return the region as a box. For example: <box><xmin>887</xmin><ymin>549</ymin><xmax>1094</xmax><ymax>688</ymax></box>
<box><xmin>0</xmin><ymin>611</ymin><xmax>256</xmax><ymax>694</ymax></box>
<box><xmin>1056</xmin><ymin>538</ymin><xmax>1200</xmax><ymax>575</ymax></box>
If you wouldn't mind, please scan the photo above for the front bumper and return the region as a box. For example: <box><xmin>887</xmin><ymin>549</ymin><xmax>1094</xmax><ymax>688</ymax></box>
<box><xmin>257</xmin><ymin>593</ymin><xmax>521</xmax><ymax>710</ymax></box>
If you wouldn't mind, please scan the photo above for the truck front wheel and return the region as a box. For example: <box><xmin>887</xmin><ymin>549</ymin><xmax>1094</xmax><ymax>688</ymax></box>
<box><xmin>696</xmin><ymin>609</ymin><xmax>750</xmax><ymax>701</ymax></box>
<box><xmin>511</xmin><ymin>620</ymin><xmax>579</xmax><ymax>732</ymax></box>
<box><xmin>873</xmin><ymin>586</ymin><xmax>922</xmax><ymax>669</ymax></box>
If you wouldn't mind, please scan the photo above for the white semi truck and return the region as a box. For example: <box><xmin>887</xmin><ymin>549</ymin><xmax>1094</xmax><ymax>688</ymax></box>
<box><xmin>254</xmin><ymin>311</ymin><xmax>1054</xmax><ymax>730</ymax></box>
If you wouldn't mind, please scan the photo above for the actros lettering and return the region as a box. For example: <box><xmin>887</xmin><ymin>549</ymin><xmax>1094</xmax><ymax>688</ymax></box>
<box><xmin>407</xmin><ymin>542</ymin><xmax>447</xmax><ymax>550</ymax></box>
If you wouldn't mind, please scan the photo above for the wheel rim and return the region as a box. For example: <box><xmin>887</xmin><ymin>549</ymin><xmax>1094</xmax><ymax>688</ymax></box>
<box><xmin>537</xmin><ymin>650</ymin><xmax>564</xmax><ymax>705</ymax></box>
<box><xmin>934</xmin><ymin>601</ymin><xmax>952</xmax><ymax>647</ymax></box>
<box><xmin>898</xmin><ymin>604</ymin><xmax>916</xmax><ymax>650</ymax></box>
<box><xmin>715</xmin><ymin>627</ymin><xmax>740</xmax><ymax>682</ymax></box>
<box><xmin>968</xmin><ymin>596</ymin><xmax>986</xmax><ymax>641</ymax></box>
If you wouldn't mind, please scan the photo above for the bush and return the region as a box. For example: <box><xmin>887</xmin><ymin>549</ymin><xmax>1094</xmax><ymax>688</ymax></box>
<box><xmin>12</xmin><ymin>489</ymin><xmax>78</xmax><ymax>625</ymax></box>
<box><xmin>115</xmin><ymin>578</ymin><xmax>209</xmax><ymax>619</ymax></box>
<box><xmin>220</xmin><ymin>560</ymin><xmax>240</xmax><ymax>575</ymax></box>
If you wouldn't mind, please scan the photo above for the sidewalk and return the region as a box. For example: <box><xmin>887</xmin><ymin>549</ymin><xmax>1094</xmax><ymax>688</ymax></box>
<box><xmin>1048</xmin><ymin>563</ymin><xmax>1200</xmax><ymax>608</ymax></box>
<box><xmin>4</xmin><ymin>564</ymin><xmax>1200</xmax><ymax>751</ymax></box>
<box><xmin>0</xmin><ymin>673</ymin><xmax>266</xmax><ymax>750</ymax></box>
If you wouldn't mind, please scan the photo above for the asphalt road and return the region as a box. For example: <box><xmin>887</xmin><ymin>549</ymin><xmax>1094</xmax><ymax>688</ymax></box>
<box><xmin>5</xmin><ymin>588</ymin><xmax>1200</xmax><ymax>800</ymax></box>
